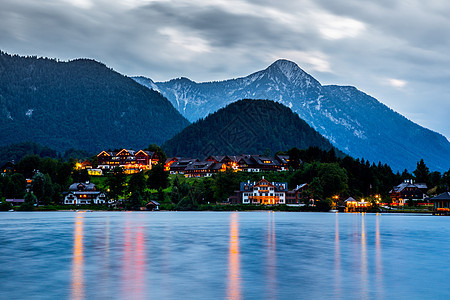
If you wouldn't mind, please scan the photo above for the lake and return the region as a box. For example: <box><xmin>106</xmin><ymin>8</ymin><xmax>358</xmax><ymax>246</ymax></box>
<box><xmin>0</xmin><ymin>211</ymin><xmax>449</xmax><ymax>299</ymax></box>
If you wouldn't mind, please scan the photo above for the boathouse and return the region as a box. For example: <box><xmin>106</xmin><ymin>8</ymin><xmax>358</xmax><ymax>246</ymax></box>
<box><xmin>432</xmin><ymin>192</ymin><xmax>450</xmax><ymax>215</ymax></box>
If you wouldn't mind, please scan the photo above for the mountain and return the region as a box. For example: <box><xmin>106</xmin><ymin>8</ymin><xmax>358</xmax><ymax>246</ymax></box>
<box><xmin>0</xmin><ymin>51</ymin><xmax>189</xmax><ymax>153</ymax></box>
<box><xmin>134</xmin><ymin>60</ymin><xmax>450</xmax><ymax>172</ymax></box>
<box><xmin>162</xmin><ymin>99</ymin><xmax>337</xmax><ymax>158</ymax></box>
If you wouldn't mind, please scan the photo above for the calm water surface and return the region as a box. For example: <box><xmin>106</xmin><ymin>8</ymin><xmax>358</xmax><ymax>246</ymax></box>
<box><xmin>1</xmin><ymin>211</ymin><xmax>449</xmax><ymax>299</ymax></box>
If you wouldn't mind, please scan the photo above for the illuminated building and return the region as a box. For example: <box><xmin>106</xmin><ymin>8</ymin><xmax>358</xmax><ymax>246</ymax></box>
<box><xmin>97</xmin><ymin>149</ymin><xmax>159</xmax><ymax>174</ymax></box>
<box><xmin>1</xmin><ymin>161</ymin><xmax>16</xmax><ymax>174</ymax></box>
<box><xmin>389</xmin><ymin>179</ymin><xmax>427</xmax><ymax>206</ymax></box>
<box><xmin>184</xmin><ymin>161</ymin><xmax>227</xmax><ymax>178</ymax></box>
<box><xmin>344</xmin><ymin>197</ymin><xmax>369</xmax><ymax>212</ymax></box>
<box><xmin>230</xmin><ymin>177</ymin><xmax>288</xmax><ymax>205</ymax></box>
<box><xmin>63</xmin><ymin>182</ymin><xmax>108</xmax><ymax>205</ymax></box>
<box><xmin>432</xmin><ymin>192</ymin><xmax>450</xmax><ymax>215</ymax></box>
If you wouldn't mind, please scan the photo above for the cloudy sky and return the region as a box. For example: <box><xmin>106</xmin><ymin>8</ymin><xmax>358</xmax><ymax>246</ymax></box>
<box><xmin>1</xmin><ymin>0</ymin><xmax>449</xmax><ymax>139</ymax></box>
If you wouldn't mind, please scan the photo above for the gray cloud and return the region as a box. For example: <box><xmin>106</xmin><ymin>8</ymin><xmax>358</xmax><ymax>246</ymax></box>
<box><xmin>0</xmin><ymin>0</ymin><xmax>449</xmax><ymax>139</ymax></box>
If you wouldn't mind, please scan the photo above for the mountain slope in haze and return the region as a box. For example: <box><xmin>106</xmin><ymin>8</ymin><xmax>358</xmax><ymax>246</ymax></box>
<box><xmin>163</xmin><ymin>99</ymin><xmax>337</xmax><ymax>158</ymax></box>
<box><xmin>0</xmin><ymin>51</ymin><xmax>189</xmax><ymax>153</ymax></box>
<box><xmin>134</xmin><ymin>60</ymin><xmax>450</xmax><ymax>172</ymax></box>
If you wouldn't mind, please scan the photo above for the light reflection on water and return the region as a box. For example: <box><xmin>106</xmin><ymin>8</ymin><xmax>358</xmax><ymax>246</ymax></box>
<box><xmin>266</xmin><ymin>211</ymin><xmax>277</xmax><ymax>299</ymax></box>
<box><xmin>71</xmin><ymin>213</ymin><xmax>84</xmax><ymax>300</ymax></box>
<box><xmin>1</xmin><ymin>211</ymin><xmax>450</xmax><ymax>299</ymax></box>
<box><xmin>334</xmin><ymin>213</ymin><xmax>341</xmax><ymax>298</ymax></box>
<box><xmin>227</xmin><ymin>212</ymin><xmax>240</xmax><ymax>300</ymax></box>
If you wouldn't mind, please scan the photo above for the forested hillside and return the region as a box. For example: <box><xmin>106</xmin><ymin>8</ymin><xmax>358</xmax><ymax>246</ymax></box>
<box><xmin>163</xmin><ymin>99</ymin><xmax>338</xmax><ymax>157</ymax></box>
<box><xmin>0</xmin><ymin>51</ymin><xmax>189</xmax><ymax>152</ymax></box>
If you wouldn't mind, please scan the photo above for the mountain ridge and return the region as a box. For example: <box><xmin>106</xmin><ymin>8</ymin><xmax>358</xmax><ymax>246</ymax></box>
<box><xmin>0</xmin><ymin>51</ymin><xmax>190</xmax><ymax>153</ymax></box>
<box><xmin>163</xmin><ymin>99</ymin><xmax>338</xmax><ymax>158</ymax></box>
<box><xmin>133</xmin><ymin>60</ymin><xmax>450</xmax><ymax>172</ymax></box>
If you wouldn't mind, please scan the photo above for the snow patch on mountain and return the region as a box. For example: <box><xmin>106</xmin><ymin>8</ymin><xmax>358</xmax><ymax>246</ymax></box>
<box><xmin>132</xmin><ymin>59</ymin><xmax>450</xmax><ymax>171</ymax></box>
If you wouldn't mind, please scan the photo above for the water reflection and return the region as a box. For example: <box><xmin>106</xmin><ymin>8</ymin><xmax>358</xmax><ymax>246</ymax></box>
<box><xmin>334</xmin><ymin>213</ymin><xmax>341</xmax><ymax>297</ymax></box>
<box><xmin>375</xmin><ymin>214</ymin><xmax>383</xmax><ymax>296</ymax></box>
<box><xmin>227</xmin><ymin>212</ymin><xmax>241</xmax><ymax>300</ymax></box>
<box><xmin>122</xmin><ymin>216</ymin><xmax>147</xmax><ymax>299</ymax></box>
<box><xmin>135</xmin><ymin>225</ymin><xmax>146</xmax><ymax>298</ymax></box>
<box><xmin>71</xmin><ymin>213</ymin><xmax>84</xmax><ymax>300</ymax></box>
<box><xmin>266</xmin><ymin>211</ymin><xmax>277</xmax><ymax>299</ymax></box>
<box><xmin>361</xmin><ymin>213</ymin><xmax>368</xmax><ymax>298</ymax></box>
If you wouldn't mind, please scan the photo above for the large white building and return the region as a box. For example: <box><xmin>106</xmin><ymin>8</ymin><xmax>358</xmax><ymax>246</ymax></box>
<box><xmin>63</xmin><ymin>182</ymin><xmax>108</xmax><ymax>205</ymax></box>
<box><xmin>239</xmin><ymin>177</ymin><xmax>288</xmax><ymax>205</ymax></box>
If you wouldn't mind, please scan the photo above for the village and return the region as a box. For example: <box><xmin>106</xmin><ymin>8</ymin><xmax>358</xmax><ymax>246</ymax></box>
<box><xmin>2</xmin><ymin>148</ymin><xmax>449</xmax><ymax>214</ymax></box>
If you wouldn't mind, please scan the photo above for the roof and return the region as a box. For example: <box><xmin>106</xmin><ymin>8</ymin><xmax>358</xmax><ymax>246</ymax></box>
<box><xmin>345</xmin><ymin>197</ymin><xmax>357</xmax><ymax>202</ymax></box>
<box><xmin>204</xmin><ymin>155</ymin><xmax>225</xmax><ymax>162</ymax></box>
<box><xmin>1</xmin><ymin>161</ymin><xmax>16</xmax><ymax>169</ymax></box>
<box><xmin>431</xmin><ymin>192</ymin><xmax>450</xmax><ymax>201</ymax></box>
<box><xmin>71</xmin><ymin>191</ymin><xmax>103</xmax><ymax>195</ymax></box>
<box><xmin>185</xmin><ymin>161</ymin><xmax>215</xmax><ymax>171</ymax></box>
<box><xmin>117</xmin><ymin>149</ymin><xmax>136</xmax><ymax>156</ymax></box>
<box><xmin>275</xmin><ymin>155</ymin><xmax>289</xmax><ymax>164</ymax></box>
<box><xmin>292</xmin><ymin>183</ymin><xmax>308</xmax><ymax>191</ymax></box>
<box><xmin>169</xmin><ymin>158</ymin><xmax>199</xmax><ymax>170</ymax></box>
<box><xmin>135</xmin><ymin>150</ymin><xmax>155</xmax><ymax>157</ymax></box>
<box><xmin>392</xmin><ymin>181</ymin><xmax>427</xmax><ymax>193</ymax></box>
<box><xmin>5</xmin><ymin>199</ymin><xmax>25</xmax><ymax>203</ymax></box>
<box><xmin>147</xmin><ymin>200</ymin><xmax>160</xmax><ymax>206</ymax></box>
<box><xmin>69</xmin><ymin>182</ymin><xmax>96</xmax><ymax>191</ymax></box>
<box><xmin>240</xmin><ymin>178</ymin><xmax>288</xmax><ymax>192</ymax></box>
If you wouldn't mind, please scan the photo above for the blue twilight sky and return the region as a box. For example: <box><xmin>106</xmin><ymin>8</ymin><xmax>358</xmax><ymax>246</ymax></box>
<box><xmin>1</xmin><ymin>0</ymin><xmax>449</xmax><ymax>139</ymax></box>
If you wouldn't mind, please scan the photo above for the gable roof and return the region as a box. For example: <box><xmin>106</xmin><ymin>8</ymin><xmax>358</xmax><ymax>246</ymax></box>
<box><xmin>239</xmin><ymin>178</ymin><xmax>288</xmax><ymax>192</ymax></box>
<box><xmin>69</xmin><ymin>182</ymin><xmax>96</xmax><ymax>191</ymax></box>
<box><xmin>431</xmin><ymin>192</ymin><xmax>450</xmax><ymax>201</ymax></box>
<box><xmin>345</xmin><ymin>197</ymin><xmax>357</xmax><ymax>202</ymax></box>
<box><xmin>116</xmin><ymin>149</ymin><xmax>136</xmax><ymax>156</ymax></box>
<box><xmin>185</xmin><ymin>161</ymin><xmax>215</xmax><ymax>171</ymax></box>
<box><xmin>392</xmin><ymin>181</ymin><xmax>427</xmax><ymax>193</ymax></box>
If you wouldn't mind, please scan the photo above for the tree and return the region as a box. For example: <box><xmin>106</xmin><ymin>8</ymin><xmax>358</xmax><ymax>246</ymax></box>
<box><xmin>318</xmin><ymin>163</ymin><xmax>348</xmax><ymax>198</ymax></box>
<box><xmin>128</xmin><ymin>171</ymin><xmax>146</xmax><ymax>196</ymax></box>
<box><xmin>146</xmin><ymin>144</ymin><xmax>167</xmax><ymax>166</ymax></box>
<box><xmin>170</xmin><ymin>186</ymin><xmax>181</xmax><ymax>204</ymax></box>
<box><xmin>4</xmin><ymin>173</ymin><xmax>26</xmax><ymax>199</ymax></box>
<box><xmin>31</xmin><ymin>172</ymin><xmax>54</xmax><ymax>205</ymax></box>
<box><xmin>414</xmin><ymin>159</ymin><xmax>430</xmax><ymax>184</ymax></box>
<box><xmin>18</xmin><ymin>154</ymin><xmax>41</xmax><ymax>178</ymax></box>
<box><xmin>287</xmin><ymin>147</ymin><xmax>302</xmax><ymax>169</ymax></box>
<box><xmin>309</xmin><ymin>177</ymin><xmax>323</xmax><ymax>199</ymax></box>
<box><xmin>128</xmin><ymin>191</ymin><xmax>144</xmax><ymax>210</ymax></box>
<box><xmin>127</xmin><ymin>172</ymin><xmax>147</xmax><ymax>209</ymax></box>
<box><xmin>107</xmin><ymin>166</ymin><xmax>126</xmax><ymax>201</ymax></box>
<box><xmin>147</xmin><ymin>164</ymin><xmax>169</xmax><ymax>190</ymax></box>
<box><xmin>72</xmin><ymin>169</ymin><xmax>90</xmax><ymax>184</ymax></box>
<box><xmin>0</xmin><ymin>200</ymin><xmax>12</xmax><ymax>211</ymax></box>
<box><xmin>212</xmin><ymin>169</ymin><xmax>239</xmax><ymax>202</ymax></box>
<box><xmin>31</xmin><ymin>172</ymin><xmax>45</xmax><ymax>205</ymax></box>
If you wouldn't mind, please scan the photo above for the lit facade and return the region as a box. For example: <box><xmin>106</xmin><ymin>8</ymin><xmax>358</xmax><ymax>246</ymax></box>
<box><xmin>235</xmin><ymin>178</ymin><xmax>288</xmax><ymax>205</ymax></box>
<box><xmin>63</xmin><ymin>182</ymin><xmax>108</xmax><ymax>205</ymax></box>
<box><xmin>97</xmin><ymin>149</ymin><xmax>158</xmax><ymax>174</ymax></box>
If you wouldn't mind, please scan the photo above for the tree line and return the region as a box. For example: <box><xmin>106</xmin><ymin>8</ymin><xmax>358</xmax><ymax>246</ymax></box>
<box><xmin>1</xmin><ymin>144</ymin><xmax>449</xmax><ymax>211</ymax></box>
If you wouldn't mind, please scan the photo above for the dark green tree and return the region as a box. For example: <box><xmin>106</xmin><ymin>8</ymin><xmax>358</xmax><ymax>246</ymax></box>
<box><xmin>413</xmin><ymin>159</ymin><xmax>430</xmax><ymax>184</ymax></box>
<box><xmin>128</xmin><ymin>171</ymin><xmax>146</xmax><ymax>196</ymax></box>
<box><xmin>18</xmin><ymin>154</ymin><xmax>41</xmax><ymax>178</ymax></box>
<box><xmin>212</xmin><ymin>169</ymin><xmax>239</xmax><ymax>202</ymax></box>
<box><xmin>147</xmin><ymin>164</ymin><xmax>169</xmax><ymax>190</ymax></box>
<box><xmin>146</xmin><ymin>144</ymin><xmax>167</xmax><ymax>166</ymax></box>
<box><xmin>318</xmin><ymin>163</ymin><xmax>348</xmax><ymax>198</ymax></box>
<box><xmin>107</xmin><ymin>166</ymin><xmax>126</xmax><ymax>201</ymax></box>
<box><xmin>31</xmin><ymin>172</ymin><xmax>54</xmax><ymax>205</ymax></box>
<box><xmin>287</xmin><ymin>147</ymin><xmax>302</xmax><ymax>169</ymax></box>
<box><xmin>4</xmin><ymin>173</ymin><xmax>26</xmax><ymax>198</ymax></box>
<box><xmin>170</xmin><ymin>186</ymin><xmax>181</xmax><ymax>204</ymax></box>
